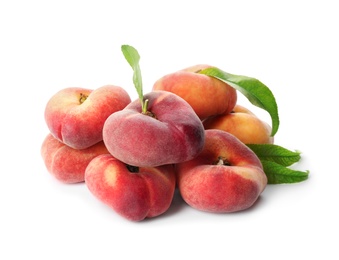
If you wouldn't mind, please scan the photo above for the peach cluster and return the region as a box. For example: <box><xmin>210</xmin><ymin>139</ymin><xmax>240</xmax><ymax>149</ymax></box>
<box><xmin>42</xmin><ymin>85</ymin><xmax>131</xmax><ymax>183</ymax></box>
<box><xmin>41</xmin><ymin>64</ymin><xmax>271</xmax><ymax>221</ymax></box>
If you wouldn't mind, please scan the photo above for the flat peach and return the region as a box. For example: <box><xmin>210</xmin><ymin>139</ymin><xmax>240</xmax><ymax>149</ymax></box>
<box><xmin>44</xmin><ymin>85</ymin><xmax>131</xmax><ymax>149</ymax></box>
<box><xmin>103</xmin><ymin>90</ymin><xmax>205</xmax><ymax>167</ymax></box>
<box><xmin>41</xmin><ymin>133</ymin><xmax>109</xmax><ymax>183</ymax></box>
<box><xmin>153</xmin><ymin>64</ymin><xmax>237</xmax><ymax>120</ymax></box>
<box><xmin>176</xmin><ymin>129</ymin><xmax>267</xmax><ymax>213</ymax></box>
<box><xmin>203</xmin><ymin>104</ymin><xmax>274</xmax><ymax>144</ymax></box>
<box><xmin>85</xmin><ymin>154</ymin><xmax>176</xmax><ymax>221</ymax></box>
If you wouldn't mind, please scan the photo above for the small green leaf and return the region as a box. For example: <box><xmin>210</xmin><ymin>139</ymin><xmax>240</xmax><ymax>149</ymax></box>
<box><xmin>121</xmin><ymin>45</ymin><xmax>146</xmax><ymax>112</ymax></box>
<box><xmin>199</xmin><ymin>67</ymin><xmax>279</xmax><ymax>136</ymax></box>
<box><xmin>247</xmin><ymin>144</ymin><xmax>301</xmax><ymax>167</ymax></box>
<box><xmin>261</xmin><ymin>160</ymin><xmax>309</xmax><ymax>184</ymax></box>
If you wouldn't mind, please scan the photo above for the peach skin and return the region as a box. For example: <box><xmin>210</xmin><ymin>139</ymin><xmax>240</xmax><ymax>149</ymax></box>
<box><xmin>85</xmin><ymin>154</ymin><xmax>176</xmax><ymax>221</ymax></box>
<box><xmin>103</xmin><ymin>90</ymin><xmax>205</xmax><ymax>167</ymax></box>
<box><xmin>203</xmin><ymin>104</ymin><xmax>274</xmax><ymax>144</ymax></box>
<box><xmin>44</xmin><ymin>85</ymin><xmax>131</xmax><ymax>149</ymax></box>
<box><xmin>176</xmin><ymin>129</ymin><xmax>267</xmax><ymax>213</ymax></box>
<box><xmin>152</xmin><ymin>64</ymin><xmax>237</xmax><ymax>120</ymax></box>
<box><xmin>41</xmin><ymin>133</ymin><xmax>109</xmax><ymax>184</ymax></box>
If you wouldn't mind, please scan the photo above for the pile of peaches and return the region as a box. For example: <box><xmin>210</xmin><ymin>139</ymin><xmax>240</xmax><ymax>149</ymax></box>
<box><xmin>41</xmin><ymin>45</ymin><xmax>301</xmax><ymax>221</ymax></box>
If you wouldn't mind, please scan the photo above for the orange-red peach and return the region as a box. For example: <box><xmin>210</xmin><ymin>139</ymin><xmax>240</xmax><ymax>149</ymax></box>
<box><xmin>176</xmin><ymin>129</ymin><xmax>267</xmax><ymax>213</ymax></box>
<box><xmin>203</xmin><ymin>104</ymin><xmax>274</xmax><ymax>144</ymax></box>
<box><xmin>152</xmin><ymin>64</ymin><xmax>237</xmax><ymax>120</ymax></box>
<box><xmin>41</xmin><ymin>133</ymin><xmax>109</xmax><ymax>184</ymax></box>
<box><xmin>44</xmin><ymin>85</ymin><xmax>131</xmax><ymax>150</ymax></box>
<box><xmin>85</xmin><ymin>154</ymin><xmax>176</xmax><ymax>221</ymax></box>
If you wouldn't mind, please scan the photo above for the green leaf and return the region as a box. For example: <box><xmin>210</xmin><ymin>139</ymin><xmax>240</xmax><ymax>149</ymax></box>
<box><xmin>121</xmin><ymin>44</ymin><xmax>145</xmax><ymax>111</ymax></box>
<box><xmin>261</xmin><ymin>160</ymin><xmax>309</xmax><ymax>184</ymax></box>
<box><xmin>199</xmin><ymin>67</ymin><xmax>279</xmax><ymax>136</ymax></box>
<box><xmin>247</xmin><ymin>144</ymin><xmax>301</xmax><ymax>167</ymax></box>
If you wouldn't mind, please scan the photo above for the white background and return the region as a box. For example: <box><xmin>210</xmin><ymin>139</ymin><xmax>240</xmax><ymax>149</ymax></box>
<box><xmin>1</xmin><ymin>0</ymin><xmax>338</xmax><ymax>259</ymax></box>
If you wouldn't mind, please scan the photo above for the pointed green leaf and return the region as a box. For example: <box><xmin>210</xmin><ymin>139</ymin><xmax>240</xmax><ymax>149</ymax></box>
<box><xmin>247</xmin><ymin>144</ymin><xmax>301</xmax><ymax>167</ymax></box>
<box><xmin>261</xmin><ymin>160</ymin><xmax>309</xmax><ymax>184</ymax></box>
<box><xmin>199</xmin><ymin>67</ymin><xmax>279</xmax><ymax>136</ymax></box>
<box><xmin>121</xmin><ymin>44</ymin><xmax>144</xmax><ymax>104</ymax></box>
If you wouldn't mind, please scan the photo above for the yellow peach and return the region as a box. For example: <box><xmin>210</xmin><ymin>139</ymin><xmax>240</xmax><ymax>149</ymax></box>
<box><xmin>203</xmin><ymin>104</ymin><xmax>274</xmax><ymax>144</ymax></box>
<box><xmin>152</xmin><ymin>64</ymin><xmax>237</xmax><ymax>120</ymax></box>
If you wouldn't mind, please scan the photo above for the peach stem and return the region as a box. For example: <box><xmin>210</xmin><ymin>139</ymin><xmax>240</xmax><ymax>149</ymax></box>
<box><xmin>126</xmin><ymin>165</ymin><xmax>139</xmax><ymax>173</ymax></box>
<box><xmin>215</xmin><ymin>156</ymin><xmax>231</xmax><ymax>166</ymax></box>
<box><xmin>79</xmin><ymin>93</ymin><xmax>88</xmax><ymax>104</ymax></box>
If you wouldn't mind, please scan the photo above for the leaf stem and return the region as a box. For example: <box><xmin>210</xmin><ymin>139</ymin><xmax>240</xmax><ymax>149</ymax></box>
<box><xmin>142</xmin><ymin>99</ymin><xmax>149</xmax><ymax>114</ymax></box>
<box><xmin>121</xmin><ymin>44</ymin><xmax>148</xmax><ymax>114</ymax></box>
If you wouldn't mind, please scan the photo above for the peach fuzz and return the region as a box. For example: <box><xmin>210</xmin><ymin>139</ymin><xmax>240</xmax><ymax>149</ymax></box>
<box><xmin>41</xmin><ymin>133</ymin><xmax>109</xmax><ymax>184</ymax></box>
<box><xmin>103</xmin><ymin>90</ymin><xmax>205</xmax><ymax>167</ymax></box>
<box><xmin>85</xmin><ymin>154</ymin><xmax>176</xmax><ymax>221</ymax></box>
<box><xmin>152</xmin><ymin>64</ymin><xmax>237</xmax><ymax>120</ymax></box>
<box><xmin>176</xmin><ymin>129</ymin><xmax>267</xmax><ymax>213</ymax></box>
<box><xmin>44</xmin><ymin>85</ymin><xmax>131</xmax><ymax>150</ymax></box>
<box><xmin>203</xmin><ymin>104</ymin><xmax>274</xmax><ymax>144</ymax></box>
